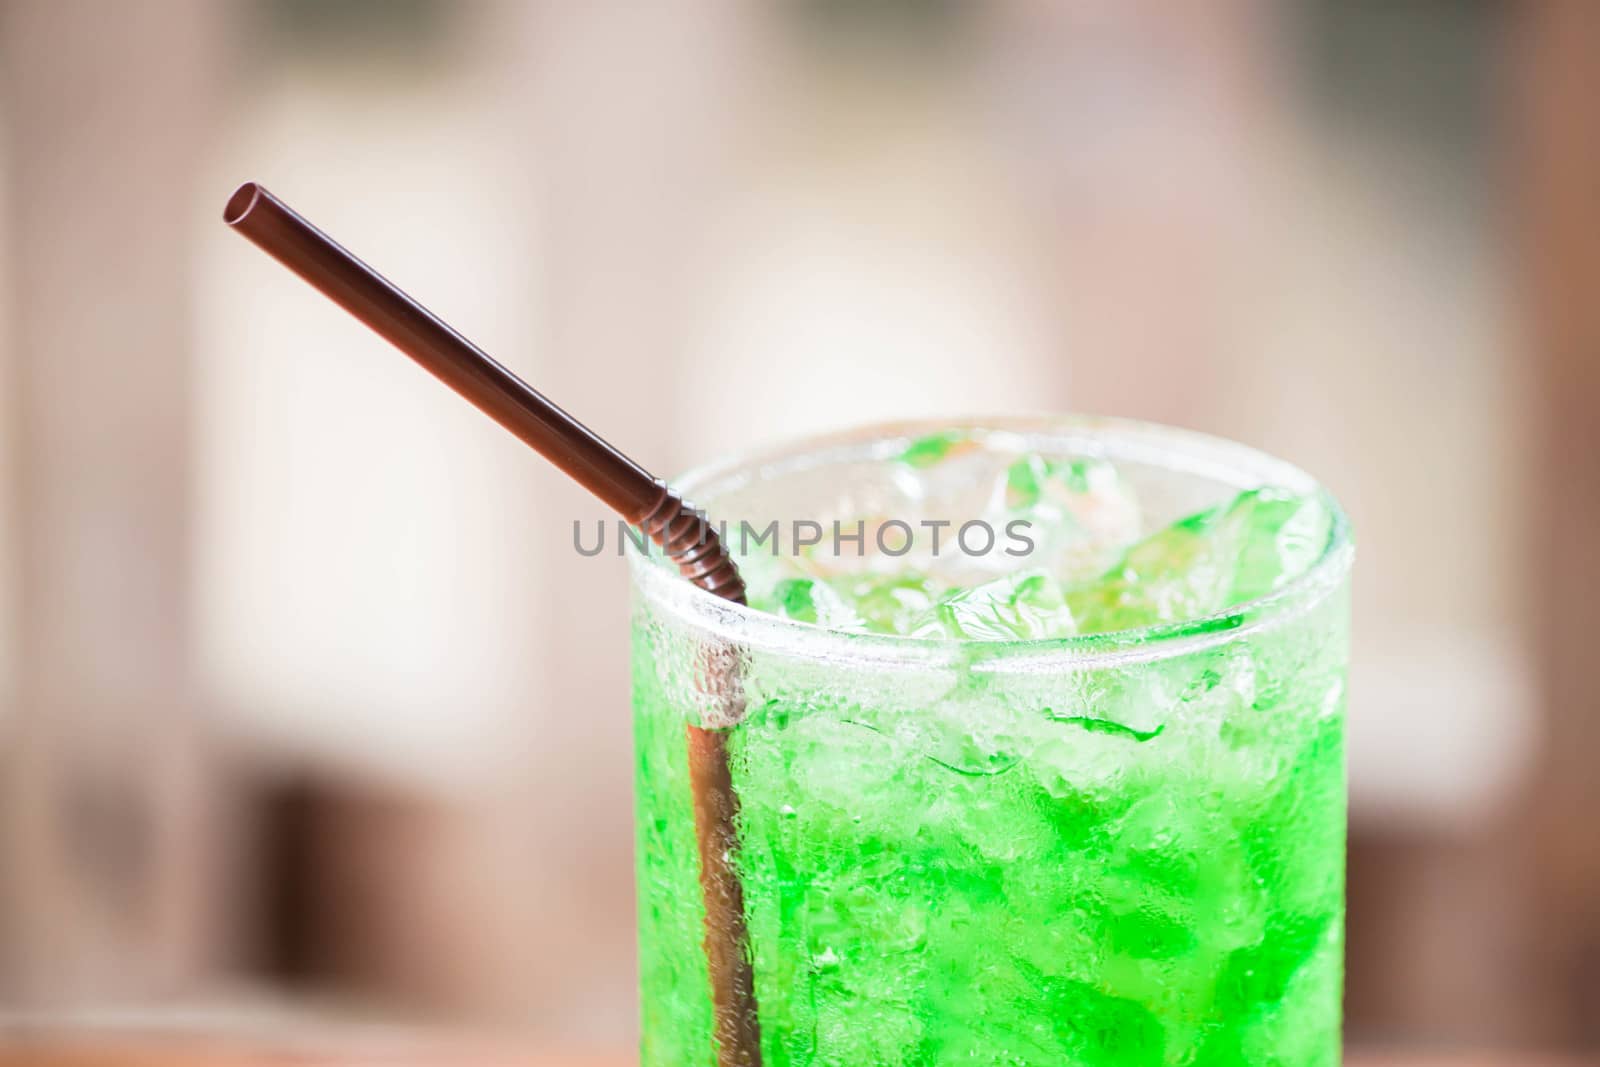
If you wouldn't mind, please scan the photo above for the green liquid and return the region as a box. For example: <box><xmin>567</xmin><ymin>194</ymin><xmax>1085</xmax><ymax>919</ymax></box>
<box><xmin>633</xmin><ymin>433</ymin><xmax>1348</xmax><ymax>1066</ymax></box>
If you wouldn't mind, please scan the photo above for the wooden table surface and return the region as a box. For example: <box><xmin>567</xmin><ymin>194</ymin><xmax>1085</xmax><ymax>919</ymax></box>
<box><xmin>0</xmin><ymin>1040</ymin><xmax>1587</xmax><ymax>1067</ymax></box>
<box><xmin>0</xmin><ymin>1040</ymin><xmax>613</xmax><ymax>1067</ymax></box>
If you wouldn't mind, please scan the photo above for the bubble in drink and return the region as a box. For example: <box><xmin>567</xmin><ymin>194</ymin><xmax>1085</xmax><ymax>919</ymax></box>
<box><xmin>632</xmin><ymin>424</ymin><xmax>1350</xmax><ymax>1067</ymax></box>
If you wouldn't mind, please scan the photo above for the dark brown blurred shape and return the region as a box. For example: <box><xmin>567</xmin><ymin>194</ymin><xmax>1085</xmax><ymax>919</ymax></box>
<box><xmin>253</xmin><ymin>775</ymin><xmax>488</xmax><ymax>1014</ymax></box>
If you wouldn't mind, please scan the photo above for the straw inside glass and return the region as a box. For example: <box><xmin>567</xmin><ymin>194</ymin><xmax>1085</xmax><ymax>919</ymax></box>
<box><xmin>223</xmin><ymin>182</ymin><xmax>761</xmax><ymax>1066</ymax></box>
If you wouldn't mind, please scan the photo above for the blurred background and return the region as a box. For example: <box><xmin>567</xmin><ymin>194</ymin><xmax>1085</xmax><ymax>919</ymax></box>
<box><xmin>0</xmin><ymin>0</ymin><xmax>1595</xmax><ymax>1060</ymax></box>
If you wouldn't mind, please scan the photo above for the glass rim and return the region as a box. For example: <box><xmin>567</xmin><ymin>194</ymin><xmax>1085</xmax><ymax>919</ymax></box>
<box><xmin>627</xmin><ymin>415</ymin><xmax>1353</xmax><ymax>673</ymax></box>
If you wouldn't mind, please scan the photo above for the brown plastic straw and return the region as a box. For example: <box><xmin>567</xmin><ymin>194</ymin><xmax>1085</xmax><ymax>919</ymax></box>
<box><xmin>224</xmin><ymin>182</ymin><xmax>761</xmax><ymax>1066</ymax></box>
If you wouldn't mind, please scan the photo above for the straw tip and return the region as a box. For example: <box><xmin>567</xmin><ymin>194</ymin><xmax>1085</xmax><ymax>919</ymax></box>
<box><xmin>223</xmin><ymin>182</ymin><xmax>263</xmax><ymax>226</ymax></box>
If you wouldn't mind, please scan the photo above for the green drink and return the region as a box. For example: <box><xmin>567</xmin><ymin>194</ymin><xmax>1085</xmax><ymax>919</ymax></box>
<box><xmin>631</xmin><ymin>419</ymin><xmax>1352</xmax><ymax>1067</ymax></box>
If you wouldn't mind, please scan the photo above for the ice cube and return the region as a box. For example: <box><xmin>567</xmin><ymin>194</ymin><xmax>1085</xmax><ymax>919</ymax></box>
<box><xmin>907</xmin><ymin>570</ymin><xmax>1078</xmax><ymax>641</ymax></box>
<box><xmin>763</xmin><ymin>577</ymin><xmax>866</xmax><ymax>631</ymax></box>
<box><xmin>1063</xmin><ymin>487</ymin><xmax>1328</xmax><ymax>635</ymax></box>
<box><xmin>837</xmin><ymin>573</ymin><xmax>940</xmax><ymax>635</ymax></box>
<box><xmin>1221</xmin><ymin>488</ymin><xmax>1332</xmax><ymax>603</ymax></box>
<box><xmin>990</xmin><ymin>455</ymin><xmax>1143</xmax><ymax>581</ymax></box>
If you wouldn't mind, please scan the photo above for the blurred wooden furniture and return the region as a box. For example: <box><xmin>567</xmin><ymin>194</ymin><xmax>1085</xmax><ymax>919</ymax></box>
<box><xmin>1514</xmin><ymin>0</ymin><xmax>1600</xmax><ymax>1051</ymax></box>
<box><xmin>0</xmin><ymin>0</ymin><xmax>228</xmax><ymax>1001</ymax></box>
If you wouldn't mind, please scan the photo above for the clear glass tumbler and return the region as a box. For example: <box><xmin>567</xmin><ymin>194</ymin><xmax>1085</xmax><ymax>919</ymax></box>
<box><xmin>629</xmin><ymin>417</ymin><xmax>1353</xmax><ymax>1067</ymax></box>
